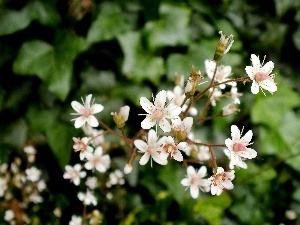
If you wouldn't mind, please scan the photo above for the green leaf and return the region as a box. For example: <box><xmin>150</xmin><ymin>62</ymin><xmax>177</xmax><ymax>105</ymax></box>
<box><xmin>87</xmin><ymin>2</ymin><xmax>133</xmax><ymax>44</ymax></box>
<box><xmin>194</xmin><ymin>192</ymin><xmax>232</xmax><ymax>225</ymax></box>
<box><xmin>46</xmin><ymin>123</ymin><xmax>73</xmax><ymax>169</ymax></box>
<box><xmin>144</xmin><ymin>3</ymin><xmax>191</xmax><ymax>50</ymax></box>
<box><xmin>158</xmin><ymin>162</ymin><xmax>188</xmax><ymax>203</ymax></box>
<box><xmin>13</xmin><ymin>33</ymin><xmax>88</xmax><ymax>100</ymax></box>
<box><xmin>118</xmin><ymin>32</ymin><xmax>164</xmax><ymax>85</ymax></box>
<box><xmin>0</xmin><ymin>1</ymin><xmax>60</xmax><ymax>36</ymax></box>
<box><xmin>251</xmin><ymin>84</ymin><xmax>300</xmax><ymax>128</ymax></box>
<box><xmin>3</xmin><ymin>119</ymin><xmax>28</xmax><ymax>149</ymax></box>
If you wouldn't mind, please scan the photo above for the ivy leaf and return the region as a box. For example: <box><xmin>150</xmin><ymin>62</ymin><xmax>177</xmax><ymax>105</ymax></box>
<box><xmin>0</xmin><ymin>1</ymin><xmax>60</xmax><ymax>36</ymax></box>
<box><xmin>144</xmin><ymin>3</ymin><xmax>191</xmax><ymax>50</ymax></box>
<box><xmin>251</xmin><ymin>84</ymin><xmax>300</xmax><ymax>128</ymax></box>
<box><xmin>87</xmin><ymin>2</ymin><xmax>133</xmax><ymax>44</ymax></box>
<box><xmin>13</xmin><ymin>32</ymin><xmax>88</xmax><ymax>100</ymax></box>
<box><xmin>118</xmin><ymin>32</ymin><xmax>164</xmax><ymax>85</ymax></box>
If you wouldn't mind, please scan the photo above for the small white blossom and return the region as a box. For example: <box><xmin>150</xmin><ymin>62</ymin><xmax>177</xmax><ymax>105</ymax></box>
<box><xmin>139</xmin><ymin>90</ymin><xmax>182</xmax><ymax>132</ymax></box>
<box><xmin>205</xmin><ymin>60</ymin><xmax>233</xmax><ymax>89</ymax></box>
<box><xmin>106</xmin><ymin>170</ymin><xmax>125</xmax><ymax>187</ymax></box>
<box><xmin>209</xmin><ymin>167</ymin><xmax>235</xmax><ymax>196</ymax></box>
<box><xmin>160</xmin><ymin>136</ymin><xmax>187</xmax><ymax>162</ymax></box>
<box><xmin>24</xmin><ymin>145</ymin><xmax>36</xmax><ymax>154</ymax></box>
<box><xmin>134</xmin><ymin>129</ymin><xmax>167</xmax><ymax>166</ymax></box>
<box><xmin>124</xmin><ymin>163</ymin><xmax>132</xmax><ymax>174</ymax></box>
<box><xmin>181</xmin><ymin>166</ymin><xmax>211</xmax><ymax>199</ymax></box>
<box><xmin>222</xmin><ymin>103</ymin><xmax>239</xmax><ymax>116</ymax></box>
<box><xmin>25</xmin><ymin>167</ymin><xmax>41</xmax><ymax>182</ymax></box>
<box><xmin>71</xmin><ymin>94</ymin><xmax>104</xmax><ymax>128</ymax></box>
<box><xmin>197</xmin><ymin>146</ymin><xmax>211</xmax><ymax>162</ymax></box>
<box><xmin>224</xmin><ymin>125</ymin><xmax>257</xmax><ymax>169</ymax></box>
<box><xmin>63</xmin><ymin>164</ymin><xmax>86</xmax><ymax>186</ymax></box>
<box><xmin>230</xmin><ymin>85</ymin><xmax>243</xmax><ymax>104</ymax></box>
<box><xmin>78</xmin><ymin>190</ymin><xmax>97</xmax><ymax>206</ymax></box>
<box><xmin>245</xmin><ymin>54</ymin><xmax>277</xmax><ymax>95</ymax></box>
<box><xmin>73</xmin><ymin>137</ymin><xmax>93</xmax><ymax>160</ymax></box>
<box><xmin>0</xmin><ymin>177</ymin><xmax>7</xmax><ymax>197</ymax></box>
<box><xmin>209</xmin><ymin>88</ymin><xmax>222</xmax><ymax>106</ymax></box>
<box><xmin>85</xmin><ymin>177</ymin><xmax>98</xmax><ymax>190</ymax></box>
<box><xmin>69</xmin><ymin>215</ymin><xmax>82</xmax><ymax>225</ymax></box>
<box><xmin>85</xmin><ymin>146</ymin><xmax>111</xmax><ymax>173</ymax></box>
<box><xmin>4</xmin><ymin>210</ymin><xmax>14</xmax><ymax>222</ymax></box>
<box><xmin>172</xmin><ymin>117</ymin><xmax>193</xmax><ymax>141</ymax></box>
<box><xmin>111</xmin><ymin>105</ymin><xmax>130</xmax><ymax>128</ymax></box>
<box><xmin>28</xmin><ymin>192</ymin><xmax>43</xmax><ymax>203</ymax></box>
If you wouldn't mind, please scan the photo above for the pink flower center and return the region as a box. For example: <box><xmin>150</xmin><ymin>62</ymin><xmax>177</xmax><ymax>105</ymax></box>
<box><xmin>152</xmin><ymin>109</ymin><xmax>163</xmax><ymax>120</ymax></box>
<box><xmin>212</xmin><ymin>173</ymin><xmax>226</xmax><ymax>186</ymax></box>
<box><xmin>233</xmin><ymin>143</ymin><xmax>246</xmax><ymax>152</ymax></box>
<box><xmin>254</xmin><ymin>72</ymin><xmax>269</xmax><ymax>82</ymax></box>
<box><xmin>81</xmin><ymin>108</ymin><xmax>91</xmax><ymax>117</ymax></box>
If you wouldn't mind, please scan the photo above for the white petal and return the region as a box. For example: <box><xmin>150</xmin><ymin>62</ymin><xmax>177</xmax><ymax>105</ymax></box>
<box><xmin>139</xmin><ymin>152</ymin><xmax>150</xmax><ymax>165</ymax></box>
<box><xmin>210</xmin><ymin>183</ymin><xmax>219</xmax><ymax>195</ymax></box>
<box><xmin>239</xmin><ymin>148</ymin><xmax>257</xmax><ymax>159</ymax></box>
<box><xmin>241</xmin><ymin>130</ymin><xmax>253</xmax><ymax>144</ymax></box>
<box><xmin>259</xmin><ymin>79</ymin><xmax>277</xmax><ymax>93</ymax></box>
<box><xmin>231</xmin><ymin>125</ymin><xmax>240</xmax><ymax>141</ymax></box>
<box><xmin>154</xmin><ymin>90</ymin><xmax>167</xmax><ymax>109</ymax></box>
<box><xmin>225</xmin><ymin>138</ymin><xmax>233</xmax><ymax>150</ymax></box>
<box><xmin>171</xmin><ymin>117</ymin><xmax>182</xmax><ymax>130</ymax></box>
<box><xmin>74</xmin><ymin>117</ymin><xmax>86</xmax><ymax>128</ymax></box>
<box><xmin>172</xmin><ymin>151</ymin><xmax>183</xmax><ymax>162</ymax></box>
<box><xmin>120</xmin><ymin>106</ymin><xmax>130</xmax><ymax>120</ymax></box>
<box><xmin>190</xmin><ymin>185</ymin><xmax>199</xmax><ymax>199</ymax></box>
<box><xmin>177</xmin><ymin>142</ymin><xmax>187</xmax><ymax>151</ymax></box>
<box><xmin>205</xmin><ymin>59</ymin><xmax>216</xmax><ymax>78</ymax></box>
<box><xmin>134</xmin><ymin>140</ymin><xmax>148</xmax><ymax>152</ymax></box>
<box><xmin>245</xmin><ymin>66</ymin><xmax>255</xmax><ymax>79</ymax></box>
<box><xmin>250</xmin><ymin>54</ymin><xmax>260</xmax><ymax>70</ymax></box>
<box><xmin>260</xmin><ymin>61</ymin><xmax>274</xmax><ymax>74</ymax></box>
<box><xmin>183</xmin><ymin>117</ymin><xmax>193</xmax><ymax>132</ymax></box>
<box><xmin>87</xmin><ymin>115</ymin><xmax>99</xmax><ymax>127</ymax></box>
<box><xmin>140</xmin><ymin>97</ymin><xmax>156</xmax><ymax>114</ymax></box>
<box><xmin>251</xmin><ymin>81</ymin><xmax>260</xmax><ymax>94</ymax></box>
<box><xmin>187</xmin><ymin>166</ymin><xmax>196</xmax><ymax>177</ymax></box>
<box><xmin>85</xmin><ymin>94</ymin><xmax>92</xmax><ymax>108</ymax></box>
<box><xmin>164</xmin><ymin>105</ymin><xmax>182</xmax><ymax>118</ymax></box>
<box><xmin>147</xmin><ymin>129</ymin><xmax>158</xmax><ymax>146</ymax></box>
<box><xmin>90</xmin><ymin>104</ymin><xmax>104</xmax><ymax>114</ymax></box>
<box><xmin>85</xmin><ymin>162</ymin><xmax>94</xmax><ymax>170</ymax></box>
<box><xmin>152</xmin><ymin>152</ymin><xmax>168</xmax><ymax>165</ymax></box>
<box><xmin>71</xmin><ymin>101</ymin><xmax>85</xmax><ymax>114</ymax></box>
<box><xmin>141</xmin><ymin>116</ymin><xmax>156</xmax><ymax>129</ymax></box>
<box><xmin>159</xmin><ymin>118</ymin><xmax>171</xmax><ymax>132</ymax></box>
<box><xmin>181</xmin><ymin>178</ymin><xmax>191</xmax><ymax>186</ymax></box>
<box><xmin>197</xmin><ymin>166</ymin><xmax>207</xmax><ymax>177</ymax></box>
<box><xmin>216</xmin><ymin>167</ymin><xmax>225</xmax><ymax>174</ymax></box>
<box><xmin>222</xmin><ymin>180</ymin><xmax>234</xmax><ymax>190</ymax></box>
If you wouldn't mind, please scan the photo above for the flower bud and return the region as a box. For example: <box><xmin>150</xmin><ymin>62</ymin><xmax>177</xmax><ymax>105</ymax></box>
<box><xmin>185</xmin><ymin>66</ymin><xmax>203</xmax><ymax>98</ymax></box>
<box><xmin>213</xmin><ymin>31</ymin><xmax>234</xmax><ymax>61</ymax></box>
<box><xmin>111</xmin><ymin>106</ymin><xmax>130</xmax><ymax>129</ymax></box>
<box><xmin>123</xmin><ymin>163</ymin><xmax>132</xmax><ymax>174</ymax></box>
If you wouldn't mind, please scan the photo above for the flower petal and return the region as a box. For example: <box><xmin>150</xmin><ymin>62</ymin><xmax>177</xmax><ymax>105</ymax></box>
<box><xmin>181</xmin><ymin>178</ymin><xmax>191</xmax><ymax>186</ymax></box>
<box><xmin>231</xmin><ymin>125</ymin><xmax>240</xmax><ymax>141</ymax></box>
<box><xmin>251</xmin><ymin>81</ymin><xmax>260</xmax><ymax>94</ymax></box>
<box><xmin>190</xmin><ymin>185</ymin><xmax>199</xmax><ymax>199</ymax></box>
<box><xmin>90</xmin><ymin>104</ymin><xmax>104</xmax><ymax>114</ymax></box>
<box><xmin>154</xmin><ymin>90</ymin><xmax>167</xmax><ymax>109</ymax></box>
<box><xmin>147</xmin><ymin>129</ymin><xmax>158</xmax><ymax>146</ymax></box>
<box><xmin>74</xmin><ymin>116</ymin><xmax>86</xmax><ymax>128</ymax></box>
<box><xmin>71</xmin><ymin>101</ymin><xmax>85</xmax><ymax>114</ymax></box>
<box><xmin>134</xmin><ymin>140</ymin><xmax>148</xmax><ymax>152</ymax></box>
<box><xmin>245</xmin><ymin>66</ymin><xmax>255</xmax><ymax>79</ymax></box>
<box><xmin>140</xmin><ymin>97</ymin><xmax>156</xmax><ymax>114</ymax></box>
<box><xmin>139</xmin><ymin>152</ymin><xmax>150</xmax><ymax>165</ymax></box>
<box><xmin>259</xmin><ymin>79</ymin><xmax>277</xmax><ymax>93</ymax></box>
<box><xmin>141</xmin><ymin>116</ymin><xmax>156</xmax><ymax>129</ymax></box>
<box><xmin>87</xmin><ymin>115</ymin><xmax>99</xmax><ymax>127</ymax></box>
<box><xmin>159</xmin><ymin>118</ymin><xmax>171</xmax><ymax>133</ymax></box>
<box><xmin>260</xmin><ymin>61</ymin><xmax>274</xmax><ymax>74</ymax></box>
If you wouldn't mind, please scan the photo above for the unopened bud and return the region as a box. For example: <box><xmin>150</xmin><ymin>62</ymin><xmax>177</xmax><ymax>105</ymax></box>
<box><xmin>174</xmin><ymin>130</ymin><xmax>187</xmax><ymax>142</ymax></box>
<box><xmin>124</xmin><ymin>163</ymin><xmax>132</xmax><ymax>174</ymax></box>
<box><xmin>185</xmin><ymin>66</ymin><xmax>203</xmax><ymax>98</ymax></box>
<box><xmin>213</xmin><ymin>31</ymin><xmax>234</xmax><ymax>61</ymax></box>
<box><xmin>111</xmin><ymin>106</ymin><xmax>130</xmax><ymax>129</ymax></box>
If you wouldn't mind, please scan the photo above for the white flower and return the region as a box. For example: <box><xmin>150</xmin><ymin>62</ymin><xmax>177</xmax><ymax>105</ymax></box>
<box><xmin>28</xmin><ymin>192</ymin><xmax>43</xmax><ymax>203</ymax></box>
<box><xmin>222</xmin><ymin>103</ymin><xmax>239</xmax><ymax>116</ymax></box>
<box><xmin>71</xmin><ymin>94</ymin><xmax>104</xmax><ymax>128</ymax></box>
<box><xmin>230</xmin><ymin>85</ymin><xmax>242</xmax><ymax>104</ymax></box>
<box><xmin>172</xmin><ymin>117</ymin><xmax>193</xmax><ymax>141</ymax></box>
<box><xmin>160</xmin><ymin>136</ymin><xmax>187</xmax><ymax>162</ymax></box>
<box><xmin>181</xmin><ymin>166</ymin><xmax>211</xmax><ymax>199</ymax></box>
<box><xmin>82</xmin><ymin>125</ymin><xmax>105</xmax><ymax>147</ymax></box>
<box><xmin>78</xmin><ymin>190</ymin><xmax>97</xmax><ymax>206</ymax></box>
<box><xmin>205</xmin><ymin>60</ymin><xmax>233</xmax><ymax>89</ymax></box>
<box><xmin>69</xmin><ymin>215</ymin><xmax>82</xmax><ymax>225</ymax></box>
<box><xmin>4</xmin><ymin>210</ymin><xmax>14</xmax><ymax>222</ymax></box>
<box><xmin>209</xmin><ymin>88</ymin><xmax>222</xmax><ymax>106</ymax></box>
<box><xmin>224</xmin><ymin>125</ymin><xmax>257</xmax><ymax>169</ymax></box>
<box><xmin>106</xmin><ymin>170</ymin><xmax>125</xmax><ymax>187</ymax></box>
<box><xmin>25</xmin><ymin>167</ymin><xmax>41</xmax><ymax>182</ymax></box>
<box><xmin>0</xmin><ymin>177</ymin><xmax>8</xmax><ymax>197</ymax></box>
<box><xmin>209</xmin><ymin>167</ymin><xmax>235</xmax><ymax>196</ymax></box>
<box><xmin>140</xmin><ymin>90</ymin><xmax>182</xmax><ymax>132</ymax></box>
<box><xmin>73</xmin><ymin>137</ymin><xmax>93</xmax><ymax>160</ymax></box>
<box><xmin>63</xmin><ymin>164</ymin><xmax>86</xmax><ymax>186</ymax></box>
<box><xmin>245</xmin><ymin>54</ymin><xmax>277</xmax><ymax>95</ymax></box>
<box><xmin>85</xmin><ymin>146</ymin><xmax>111</xmax><ymax>172</ymax></box>
<box><xmin>134</xmin><ymin>129</ymin><xmax>167</xmax><ymax>166</ymax></box>
<box><xmin>24</xmin><ymin>145</ymin><xmax>36</xmax><ymax>154</ymax></box>
<box><xmin>85</xmin><ymin>177</ymin><xmax>98</xmax><ymax>190</ymax></box>
<box><xmin>197</xmin><ymin>146</ymin><xmax>211</xmax><ymax>162</ymax></box>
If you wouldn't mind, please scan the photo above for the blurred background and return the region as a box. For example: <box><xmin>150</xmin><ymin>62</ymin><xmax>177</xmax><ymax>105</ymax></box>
<box><xmin>0</xmin><ymin>0</ymin><xmax>300</xmax><ymax>224</ymax></box>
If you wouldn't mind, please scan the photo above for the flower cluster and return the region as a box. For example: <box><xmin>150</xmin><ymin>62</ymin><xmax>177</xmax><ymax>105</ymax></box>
<box><xmin>65</xmin><ymin>31</ymin><xmax>278</xmax><ymax>223</ymax></box>
<box><xmin>0</xmin><ymin>146</ymin><xmax>47</xmax><ymax>224</ymax></box>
